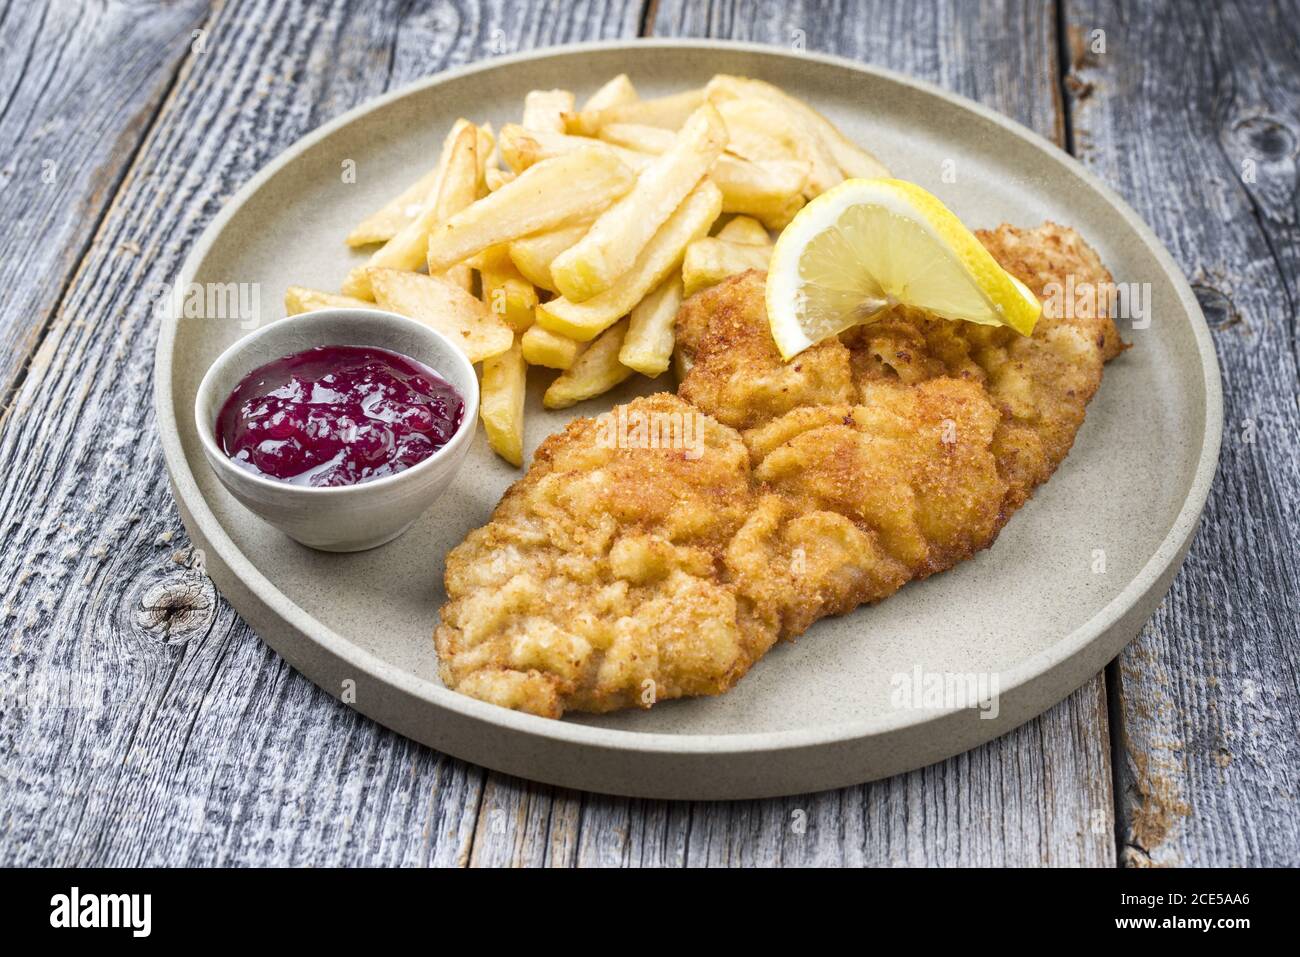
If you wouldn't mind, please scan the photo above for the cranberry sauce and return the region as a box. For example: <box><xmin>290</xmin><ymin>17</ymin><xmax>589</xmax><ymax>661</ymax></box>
<box><xmin>216</xmin><ymin>345</ymin><xmax>464</xmax><ymax>487</ymax></box>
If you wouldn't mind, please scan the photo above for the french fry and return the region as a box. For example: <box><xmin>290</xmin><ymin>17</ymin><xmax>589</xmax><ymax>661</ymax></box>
<box><xmin>434</xmin><ymin>123</ymin><xmax>486</xmax><ymax>291</ymax></box>
<box><xmin>345</xmin><ymin>164</ymin><xmax>443</xmax><ymax>247</ymax></box>
<box><xmin>597</xmin><ymin>122</ymin><xmax>676</xmax><ymax>154</ymax></box>
<box><xmin>759</xmin><ymin>84</ymin><xmax>888</xmax><ymax>179</ymax></box>
<box><xmin>476</xmin><ymin>123</ymin><xmax>497</xmax><ymax>196</ymax></box>
<box><xmin>344</xmin><ymin>125</ymin><xmax>493</xmax><ymax>248</ymax></box>
<box><xmin>716</xmin><ymin>215</ymin><xmax>772</xmax><ymax>246</ymax></box>
<box><xmin>567</xmin><ymin>88</ymin><xmax>705</xmax><ymax>136</ymax></box>
<box><xmin>714</xmin><ymin>98</ymin><xmax>800</xmax><ymax>163</ymax></box>
<box><xmin>551</xmin><ymin>103</ymin><xmax>727</xmax><ymax>301</ymax></box>
<box><xmin>707</xmin><ymin>75</ymin><xmax>889</xmax><ymax>182</ymax></box>
<box><xmin>425</xmin><ymin>147</ymin><xmax>635</xmax><ymax>275</ymax></box>
<box><xmin>581</xmin><ymin>74</ymin><xmax>638</xmax><ymax>112</ymax></box>
<box><xmin>498</xmin><ymin>124</ymin><xmax>651</xmax><ymax>173</ymax></box>
<box><xmin>522</xmin><ymin>89</ymin><xmax>575</xmax><ymax>134</ymax></box>
<box><xmin>599</xmin><ymin>122</ymin><xmax>808</xmax><ymax>228</ymax></box>
<box><xmin>464</xmin><ymin>244</ymin><xmax>508</xmax><ymax>272</ymax></box>
<box><xmin>478</xmin><ymin>249</ymin><xmax>538</xmax><ymax>333</ymax></box>
<box><xmin>508</xmin><ymin>221</ymin><xmax>592</xmax><ymax>293</ymax></box>
<box><xmin>485</xmin><ymin>167</ymin><xmax>515</xmax><ymax>191</ymax></box>
<box><xmin>520</xmin><ymin>323</ymin><xmax>583</xmax><ymax>369</ymax></box>
<box><xmin>543</xmin><ymin>319</ymin><xmax>634</xmax><ymax>409</ymax></box>
<box><xmin>464</xmin><ymin>244</ymin><xmax>509</xmax><ymax>271</ymax></box>
<box><xmin>343</xmin><ymin>121</ymin><xmax>480</xmax><ymax>299</ymax></box>
<box><xmin>619</xmin><ymin>274</ymin><xmax>682</xmax><ymax>377</ymax></box>
<box><xmin>681</xmin><ymin>237</ymin><xmax>771</xmax><ymax>297</ymax></box>
<box><xmin>705</xmin><ymin>76</ymin><xmax>843</xmax><ymax>197</ymax></box>
<box><xmin>284</xmin><ymin>286</ymin><xmax>376</xmax><ymax>316</ymax></box>
<box><xmin>367</xmin><ymin>267</ymin><xmax>512</xmax><ymax>364</ymax></box>
<box><xmin>480</xmin><ymin>338</ymin><xmax>527</xmax><ymax>466</ymax></box>
<box><xmin>342</xmin><ymin>120</ymin><xmax>479</xmax><ymax>299</ymax></box>
<box><xmin>716</xmin><ymin>159</ymin><xmax>806</xmax><ymax>225</ymax></box>
<box><xmin>749</xmin><ymin>190</ymin><xmax>806</xmax><ymax>231</ymax></box>
<box><xmin>536</xmin><ymin>179</ymin><xmax>722</xmax><ymax>341</ymax></box>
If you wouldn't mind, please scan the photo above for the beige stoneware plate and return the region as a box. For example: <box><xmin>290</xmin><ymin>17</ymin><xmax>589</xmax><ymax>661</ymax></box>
<box><xmin>155</xmin><ymin>41</ymin><xmax>1221</xmax><ymax>799</ymax></box>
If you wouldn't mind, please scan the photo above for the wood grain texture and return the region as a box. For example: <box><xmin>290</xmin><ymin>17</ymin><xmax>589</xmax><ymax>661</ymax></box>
<box><xmin>0</xmin><ymin>0</ymin><xmax>210</xmax><ymax>406</ymax></box>
<box><xmin>2</xmin><ymin>0</ymin><xmax>1288</xmax><ymax>869</ymax></box>
<box><xmin>0</xmin><ymin>0</ymin><xmax>643</xmax><ymax>868</ymax></box>
<box><xmin>1064</xmin><ymin>0</ymin><xmax>1300</xmax><ymax>867</ymax></box>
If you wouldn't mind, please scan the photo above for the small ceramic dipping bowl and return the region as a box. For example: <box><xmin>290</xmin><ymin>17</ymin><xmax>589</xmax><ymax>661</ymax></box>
<box><xmin>194</xmin><ymin>308</ymin><xmax>479</xmax><ymax>552</ymax></box>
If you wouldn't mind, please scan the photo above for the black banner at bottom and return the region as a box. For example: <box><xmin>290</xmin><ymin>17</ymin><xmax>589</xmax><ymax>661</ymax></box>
<box><xmin>1</xmin><ymin>866</ymin><xmax>1284</xmax><ymax>940</ymax></box>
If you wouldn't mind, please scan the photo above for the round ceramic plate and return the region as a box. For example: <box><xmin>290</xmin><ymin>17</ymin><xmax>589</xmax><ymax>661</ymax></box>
<box><xmin>155</xmin><ymin>40</ymin><xmax>1221</xmax><ymax>799</ymax></box>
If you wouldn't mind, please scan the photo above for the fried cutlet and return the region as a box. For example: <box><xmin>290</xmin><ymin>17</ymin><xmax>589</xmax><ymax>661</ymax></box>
<box><xmin>435</xmin><ymin>393</ymin><xmax>776</xmax><ymax>717</ymax></box>
<box><xmin>434</xmin><ymin>222</ymin><xmax>1124</xmax><ymax>717</ymax></box>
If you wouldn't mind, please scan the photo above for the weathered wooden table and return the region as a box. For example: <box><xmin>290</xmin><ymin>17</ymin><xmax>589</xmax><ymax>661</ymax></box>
<box><xmin>1</xmin><ymin>0</ymin><xmax>1295</xmax><ymax>867</ymax></box>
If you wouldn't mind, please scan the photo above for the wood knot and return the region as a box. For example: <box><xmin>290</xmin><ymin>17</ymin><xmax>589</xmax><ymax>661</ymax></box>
<box><xmin>132</xmin><ymin>573</ymin><xmax>216</xmax><ymax>645</ymax></box>
<box><xmin>1191</xmin><ymin>282</ymin><xmax>1244</xmax><ymax>332</ymax></box>
<box><xmin>1231</xmin><ymin>114</ymin><xmax>1296</xmax><ymax>163</ymax></box>
<box><xmin>1064</xmin><ymin>73</ymin><xmax>1095</xmax><ymax>102</ymax></box>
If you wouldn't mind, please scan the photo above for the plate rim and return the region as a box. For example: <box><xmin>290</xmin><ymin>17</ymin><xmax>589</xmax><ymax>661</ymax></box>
<box><xmin>154</xmin><ymin>38</ymin><xmax>1223</xmax><ymax>760</ymax></box>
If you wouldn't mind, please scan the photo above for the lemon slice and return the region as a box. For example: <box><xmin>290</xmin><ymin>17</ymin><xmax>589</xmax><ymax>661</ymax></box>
<box><xmin>766</xmin><ymin>178</ymin><xmax>1042</xmax><ymax>359</ymax></box>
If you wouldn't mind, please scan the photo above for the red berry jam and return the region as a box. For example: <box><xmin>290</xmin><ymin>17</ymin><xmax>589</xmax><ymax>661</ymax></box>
<box><xmin>216</xmin><ymin>345</ymin><xmax>464</xmax><ymax>487</ymax></box>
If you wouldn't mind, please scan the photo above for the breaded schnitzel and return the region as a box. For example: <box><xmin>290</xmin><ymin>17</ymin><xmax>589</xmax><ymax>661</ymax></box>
<box><xmin>435</xmin><ymin>222</ymin><xmax>1124</xmax><ymax>717</ymax></box>
<box><xmin>436</xmin><ymin>393</ymin><xmax>776</xmax><ymax>716</ymax></box>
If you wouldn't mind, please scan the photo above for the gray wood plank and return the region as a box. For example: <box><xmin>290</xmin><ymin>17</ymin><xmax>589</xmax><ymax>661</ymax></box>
<box><xmin>0</xmin><ymin>0</ymin><xmax>210</xmax><ymax>405</ymax></box>
<box><xmin>0</xmin><ymin>0</ymin><xmax>644</xmax><ymax>868</ymax></box>
<box><xmin>1064</xmin><ymin>0</ymin><xmax>1300</xmax><ymax>866</ymax></box>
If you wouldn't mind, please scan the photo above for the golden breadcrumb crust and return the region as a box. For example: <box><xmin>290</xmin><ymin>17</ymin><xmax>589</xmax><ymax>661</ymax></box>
<box><xmin>435</xmin><ymin>222</ymin><xmax>1124</xmax><ymax>717</ymax></box>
